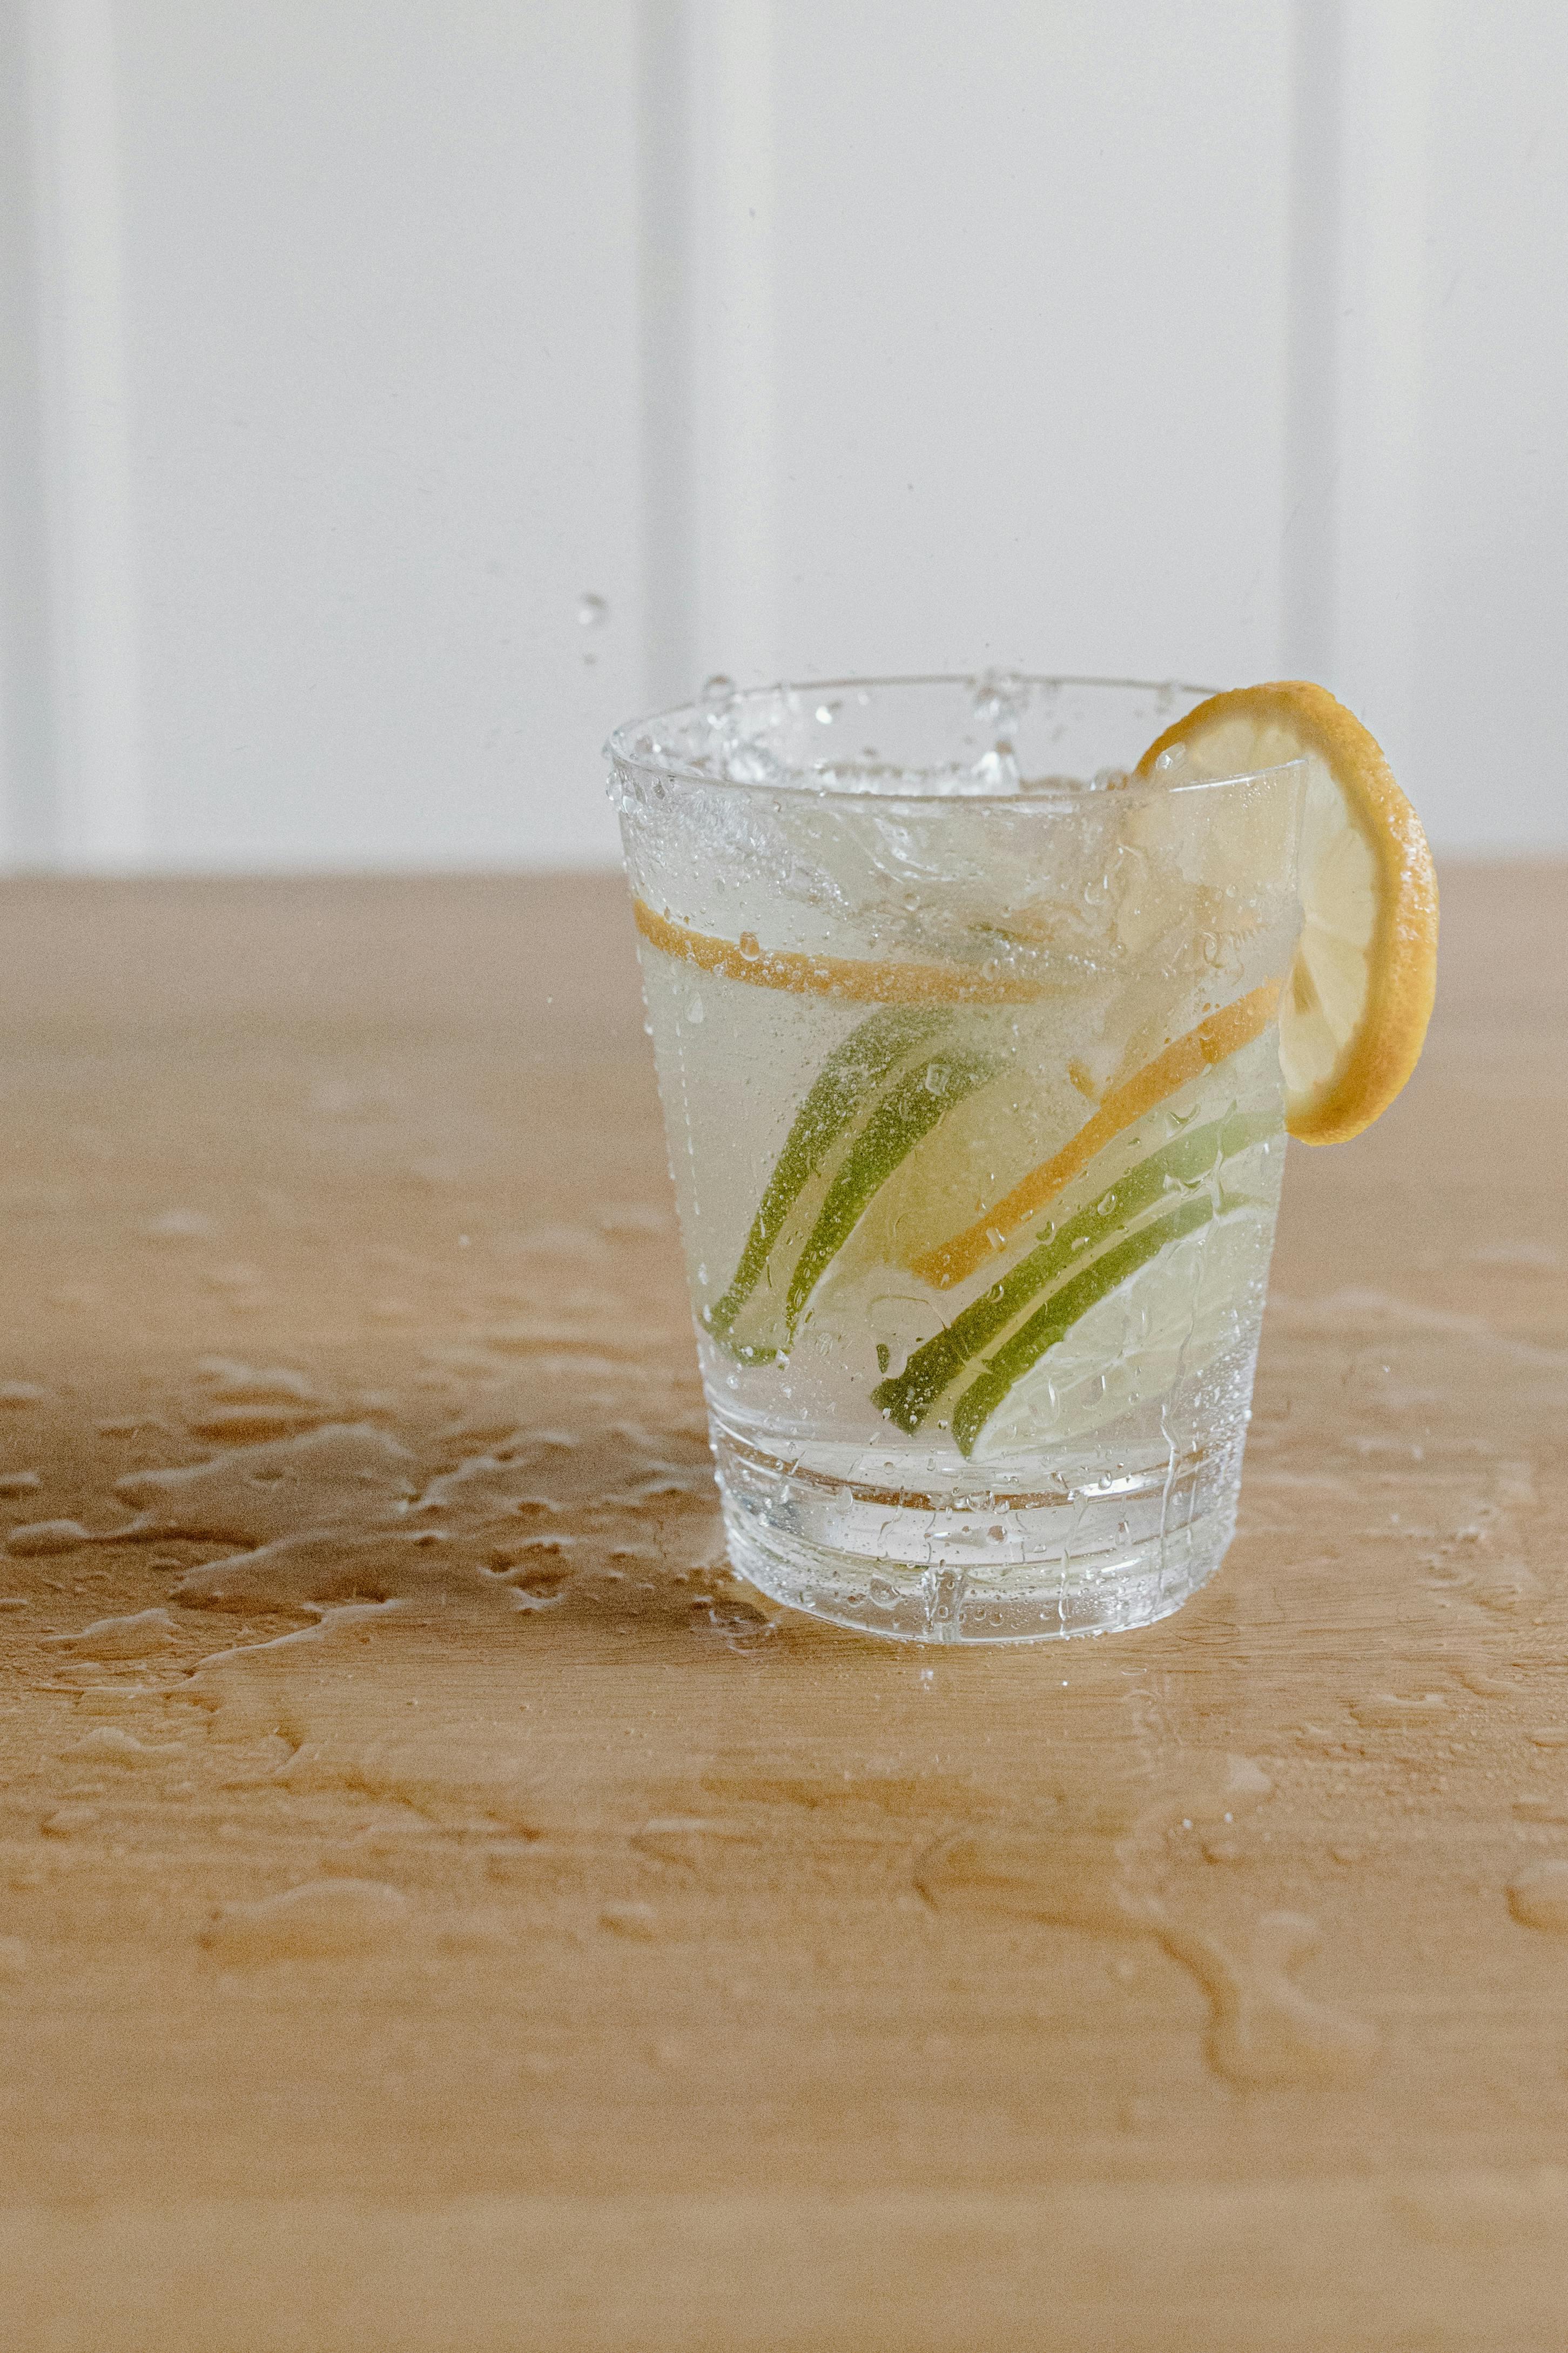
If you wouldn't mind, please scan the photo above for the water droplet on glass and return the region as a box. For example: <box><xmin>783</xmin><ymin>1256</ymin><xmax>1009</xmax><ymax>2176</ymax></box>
<box><xmin>576</xmin><ymin>593</ymin><xmax>609</xmax><ymax>628</ymax></box>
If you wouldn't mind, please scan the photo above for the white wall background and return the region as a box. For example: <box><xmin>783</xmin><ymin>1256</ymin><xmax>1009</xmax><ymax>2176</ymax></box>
<box><xmin>1</xmin><ymin>0</ymin><xmax>1565</xmax><ymax>871</ymax></box>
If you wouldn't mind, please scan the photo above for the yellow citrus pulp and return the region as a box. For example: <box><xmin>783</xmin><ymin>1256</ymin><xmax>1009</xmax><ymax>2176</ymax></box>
<box><xmin>1134</xmin><ymin>680</ymin><xmax>1438</xmax><ymax>1147</ymax></box>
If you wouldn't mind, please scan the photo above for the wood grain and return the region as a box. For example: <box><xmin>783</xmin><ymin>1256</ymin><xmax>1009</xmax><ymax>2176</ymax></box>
<box><xmin>1</xmin><ymin>865</ymin><xmax>1565</xmax><ymax>2351</ymax></box>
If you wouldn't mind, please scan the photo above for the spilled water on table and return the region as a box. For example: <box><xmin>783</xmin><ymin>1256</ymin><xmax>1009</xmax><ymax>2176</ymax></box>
<box><xmin>3</xmin><ymin>1255</ymin><xmax>1567</xmax><ymax>2103</ymax></box>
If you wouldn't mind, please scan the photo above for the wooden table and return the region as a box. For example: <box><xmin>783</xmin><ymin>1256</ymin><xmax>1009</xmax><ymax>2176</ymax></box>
<box><xmin>1</xmin><ymin>866</ymin><xmax>1565</xmax><ymax>2352</ymax></box>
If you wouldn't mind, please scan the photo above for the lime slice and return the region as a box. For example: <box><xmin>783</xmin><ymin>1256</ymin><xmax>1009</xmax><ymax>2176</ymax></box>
<box><xmin>832</xmin><ymin>1031</ymin><xmax>1078</xmax><ymax>1283</ymax></box>
<box><xmin>948</xmin><ymin>1194</ymin><xmax>1216</xmax><ymax>1456</ymax></box>
<box><xmin>873</xmin><ymin>1107</ymin><xmax>1280</xmax><ymax>1434</ymax></box>
<box><xmin>907</xmin><ymin>982</ymin><xmax>1279</xmax><ymax>1292</ymax></box>
<box><xmin>706</xmin><ymin>1005</ymin><xmax>951</xmax><ymax>1355</ymax></box>
<box><xmin>708</xmin><ymin>1010</ymin><xmax>1001</xmax><ymax>1363</ymax></box>
<box><xmin>783</xmin><ymin>1045</ymin><xmax>1002</xmax><ymax>1332</ymax></box>
<box><xmin>961</xmin><ymin>1201</ymin><xmax>1276</xmax><ymax>1460</ymax></box>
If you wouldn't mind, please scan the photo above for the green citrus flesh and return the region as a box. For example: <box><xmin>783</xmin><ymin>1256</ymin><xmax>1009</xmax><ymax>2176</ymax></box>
<box><xmin>705</xmin><ymin>1005</ymin><xmax>952</xmax><ymax>1358</ymax></box>
<box><xmin>950</xmin><ymin>1193</ymin><xmax>1216</xmax><ymax>1457</ymax></box>
<box><xmin>707</xmin><ymin>1010</ymin><xmax>1001</xmax><ymax>1363</ymax></box>
<box><xmin>783</xmin><ymin>1046</ymin><xmax>1002</xmax><ymax>1331</ymax></box>
<box><xmin>872</xmin><ymin>1107</ymin><xmax>1279</xmax><ymax>1434</ymax></box>
<box><xmin>964</xmin><ymin>1202</ymin><xmax>1273</xmax><ymax>1460</ymax></box>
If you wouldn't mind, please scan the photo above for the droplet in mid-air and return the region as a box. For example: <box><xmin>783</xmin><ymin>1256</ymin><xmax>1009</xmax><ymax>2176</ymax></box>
<box><xmin>577</xmin><ymin>593</ymin><xmax>609</xmax><ymax>628</ymax></box>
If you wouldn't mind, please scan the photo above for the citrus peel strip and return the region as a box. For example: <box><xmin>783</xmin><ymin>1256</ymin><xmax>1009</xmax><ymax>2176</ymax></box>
<box><xmin>632</xmin><ymin>900</ymin><xmax>1047</xmax><ymax>1006</ymax></box>
<box><xmin>907</xmin><ymin>980</ymin><xmax>1280</xmax><ymax>1290</ymax></box>
<box><xmin>874</xmin><ymin>1107</ymin><xmax>1278</xmax><ymax>1432</ymax></box>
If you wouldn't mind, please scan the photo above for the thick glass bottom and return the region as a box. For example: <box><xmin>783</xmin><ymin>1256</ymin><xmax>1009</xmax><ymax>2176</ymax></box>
<box><xmin>713</xmin><ymin>1425</ymin><xmax>1243</xmax><ymax>1644</ymax></box>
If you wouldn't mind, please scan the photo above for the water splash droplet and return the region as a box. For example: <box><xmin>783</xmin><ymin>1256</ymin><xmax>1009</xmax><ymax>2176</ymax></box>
<box><xmin>200</xmin><ymin>1878</ymin><xmax>409</xmax><ymax>1962</ymax></box>
<box><xmin>41</xmin><ymin>1805</ymin><xmax>100</xmax><ymax>1836</ymax></box>
<box><xmin>8</xmin><ymin>1520</ymin><xmax>92</xmax><ymax>1557</ymax></box>
<box><xmin>1172</xmin><ymin>1912</ymin><xmax>1379</xmax><ymax>2086</ymax></box>
<box><xmin>599</xmin><ymin>1903</ymin><xmax>659</xmax><ymax>1939</ymax></box>
<box><xmin>1348</xmin><ymin>1693</ymin><xmax>1448</xmax><ymax>1727</ymax></box>
<box><xmin>1509</xmin><ymin>1861</ymin><xmax>1568</xmax><ymax>1933</ymax></box>
<box><xmin>62</xmin><ymin>1725</ymin><xmax>184</xmax><ymax>1766</ymax></box>
<box><xmin>45</xmin><ymin>1606</ymin><xmax>177</xmax><ymax>1658</ymax></box>
<box><xmin>197</xmin><ymin>1358</ymin><xmax>319</xmax><ymax>1404</ymax></box>
<box><xmin>143</xmin><ymin>1210</ymin><xmax>217</xmax><ymax>1242</ymax></box>
<box><xmin>577</xmin><ymin>593</ymin><xmax>609</xmax><ymax>629</ymax></box>
<box><xmin>916</xmin><ymin>1757</ymin><xmax>1371</xmax><ymax>2086</ymax></box>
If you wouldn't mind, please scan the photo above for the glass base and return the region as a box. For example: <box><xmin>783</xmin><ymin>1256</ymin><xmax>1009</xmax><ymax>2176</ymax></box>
<box><xmin>714</xmin><ymin>1429</ymin><xmax>1242</xmax><ymax>1644</ymax></box>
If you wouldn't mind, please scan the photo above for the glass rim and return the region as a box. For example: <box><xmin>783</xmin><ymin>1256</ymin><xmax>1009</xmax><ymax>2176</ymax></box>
<box><xmin>605</xmin><ymin>672</ymin><xmax>1309</xmax><ymax>810</ymax></box>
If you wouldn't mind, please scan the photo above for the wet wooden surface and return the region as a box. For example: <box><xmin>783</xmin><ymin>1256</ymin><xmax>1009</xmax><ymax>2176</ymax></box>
<box><xmin>1</xmin><ymin>864</ymin><xmax>1566</xmax><ymax>2352</ymax></box>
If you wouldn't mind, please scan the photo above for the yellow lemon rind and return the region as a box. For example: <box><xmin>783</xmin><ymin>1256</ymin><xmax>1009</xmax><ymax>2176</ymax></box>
<box><xmin>1135</xmin><ymin>681</ymin><xmax>1438</xmax><ymax>1145</ymax></box>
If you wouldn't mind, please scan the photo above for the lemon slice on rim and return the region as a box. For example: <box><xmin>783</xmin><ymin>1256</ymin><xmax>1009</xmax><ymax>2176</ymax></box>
<box><xmin>1134</xmin><ymin>681</ymin><xmax>1438</xmax><ymax>1145</ymax></box>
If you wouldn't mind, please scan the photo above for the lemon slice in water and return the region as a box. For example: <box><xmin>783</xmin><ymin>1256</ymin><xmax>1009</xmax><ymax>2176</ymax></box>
<box><xmin>1134</xmin><ymin>681</ymin><xmax>1437</xmax><ymax>1144</ymax></box>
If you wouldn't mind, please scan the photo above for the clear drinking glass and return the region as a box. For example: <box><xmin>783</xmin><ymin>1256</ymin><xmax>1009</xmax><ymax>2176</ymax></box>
<box><xmin>608</xmin><ymin>676</ymin><xmax>1304</xmax><ymax>1643</ymax></box>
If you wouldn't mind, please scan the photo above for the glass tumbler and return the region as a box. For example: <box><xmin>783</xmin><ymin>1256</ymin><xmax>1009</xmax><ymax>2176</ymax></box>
<box><xmin>607</xmin><ymin>677</ymin><xmax>1304</xmax><ymax>1642</ymax></box>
